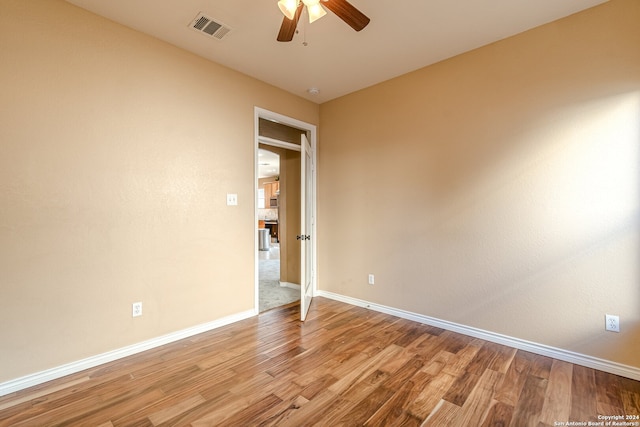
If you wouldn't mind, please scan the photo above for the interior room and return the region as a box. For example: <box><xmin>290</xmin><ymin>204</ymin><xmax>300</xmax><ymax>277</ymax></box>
<box><xmin>1</xmin><ymin>0</ymin><xmax>639</xmax><ymax>424</ymax></box>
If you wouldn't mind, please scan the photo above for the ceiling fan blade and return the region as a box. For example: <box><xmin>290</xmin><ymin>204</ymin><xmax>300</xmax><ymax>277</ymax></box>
<box><xmin>277</xmin><ymin>2</ymin><xmax>304</xmax><ymax>42</ymax></box>
<box><xmin>323</xmin><ymin>0</ymin><xmax>370</xmax><ymax>32</ymax></box>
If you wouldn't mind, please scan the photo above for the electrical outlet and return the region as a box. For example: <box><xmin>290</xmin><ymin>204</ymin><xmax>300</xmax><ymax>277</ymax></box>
<box><xmin>368</xmin><ymin>274</ymin><xmax>374</xmax><ymax>285</ymax></box>
<box><xmin>226</xmin><ymin>193</ymin><xmax>238</xmax><ymax>206</ymax></box>
<box><xmin>605</xmin><ymin>314</ymin><xmax>620</xmax><ymax>332</ymax></box>
<box><xmin>132</xmin><ymin>302</ymin><xmax>142</xmax><ymax>317</ymax></box>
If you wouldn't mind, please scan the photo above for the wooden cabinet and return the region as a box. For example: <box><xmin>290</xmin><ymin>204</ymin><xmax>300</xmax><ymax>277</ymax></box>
<box><xmin>264</xmin><ymin>181</ymin><xmax>279</xmax><ymax>206</ymax></box>
<box><xmin>264</xmin><ymin>182</ymin><xmax>271</xmax><ymax>202</ymax></box>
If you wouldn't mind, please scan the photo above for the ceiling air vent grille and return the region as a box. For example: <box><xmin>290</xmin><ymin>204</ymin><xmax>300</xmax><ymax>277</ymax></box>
<box><xmin>189</xmin><ymin>12</ymin><xmax>231</xmax><ymax>40</ymax></box>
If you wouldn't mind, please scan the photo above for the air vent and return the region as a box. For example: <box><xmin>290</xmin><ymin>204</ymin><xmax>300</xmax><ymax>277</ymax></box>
<box><xmin>189</xmin><ymin>12</ymin><xmax>231</xmax><ymax>40</ymax></box>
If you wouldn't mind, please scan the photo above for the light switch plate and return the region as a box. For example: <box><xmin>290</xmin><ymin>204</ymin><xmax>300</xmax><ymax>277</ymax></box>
<box><xmin>227</xmin><ymin>193</ymin><xmax>238</xmax><ymax>206</ymax></box>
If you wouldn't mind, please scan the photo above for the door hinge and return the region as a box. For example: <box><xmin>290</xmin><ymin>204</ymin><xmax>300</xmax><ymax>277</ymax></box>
<box><xmin>296</xmin><ymin>235</ymin><xmax>311</xmax><ymax>241</ymax></box>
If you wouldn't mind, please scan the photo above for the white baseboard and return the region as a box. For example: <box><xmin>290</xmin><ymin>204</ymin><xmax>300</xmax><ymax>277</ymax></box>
<box><xmin>0</xmin><ymin>309</ymin><xmax>256</xmax><ymax>397</ymax></box>
<box><xmin>280</xmin><ymin>281</ymin><xmax>301</xmax><ymax>290</ymax></box>
<box><xmin>4</xmin><ymin>293</ymin><xmax>638</xmax><ymax>398</ymax></box>
<box><xmin>317</xmin><ymin>290</ymin><xmax>640</xmax><ymax>381</ymax></box>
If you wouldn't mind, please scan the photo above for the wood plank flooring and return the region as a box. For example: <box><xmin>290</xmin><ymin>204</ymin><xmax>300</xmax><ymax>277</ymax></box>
<box><xmin>1</xmin><ymin>297</ymin><xmax>639</xmax><ymax>426</ymax></box>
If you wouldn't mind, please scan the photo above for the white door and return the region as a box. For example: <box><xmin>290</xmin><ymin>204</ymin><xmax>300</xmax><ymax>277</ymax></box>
<box><xmin>300</xmin><ymin>134</ymin><xmax>314</xmax><ymax>320</ymax></box>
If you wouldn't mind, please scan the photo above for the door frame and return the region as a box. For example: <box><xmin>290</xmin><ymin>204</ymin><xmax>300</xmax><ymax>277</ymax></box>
<box><xmin>254</xmin><ymin>107</ymin><xmax>317</xmax><ymax>314</ymax></box>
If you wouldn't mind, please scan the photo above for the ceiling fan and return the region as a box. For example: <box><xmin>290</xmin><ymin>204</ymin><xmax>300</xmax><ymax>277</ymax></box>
<box><xmin>276</xmin><ymin>0</ymin><xmax>370</xmax><ymax>42</ymax></box>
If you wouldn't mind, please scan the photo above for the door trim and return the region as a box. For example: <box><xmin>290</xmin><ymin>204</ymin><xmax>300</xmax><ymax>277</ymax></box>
<box><xmin>254</xmin><ymin>107</ymin><xmax>317</xmax><ymax>314</ymax></box>
<box><xmin>258</xmin><ymin>136</ymin><xmax>301</xmax><ymax>152</ymax></box>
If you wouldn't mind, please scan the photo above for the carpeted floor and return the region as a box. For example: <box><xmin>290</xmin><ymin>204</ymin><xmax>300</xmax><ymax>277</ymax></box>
<box><xmin>259</xmin><ymin>257</ymin><xmax>300</xmax><ymax>312</ymax></box>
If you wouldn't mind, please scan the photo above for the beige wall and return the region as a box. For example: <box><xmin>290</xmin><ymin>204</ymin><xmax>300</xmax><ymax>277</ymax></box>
<box><xmin>0</xmin><ymin>0</ymin><xmax>318</xmax><ymax>383</ymax></box>
<box><xmin>318</xmin><ymin>0</ymin><xmax>640</xmax><ymax>367</ymax></box>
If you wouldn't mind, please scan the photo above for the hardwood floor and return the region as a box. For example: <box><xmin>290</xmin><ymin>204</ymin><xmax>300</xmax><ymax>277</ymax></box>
<box><xmin>1</xmin><ymin>297</ymin><xmax>639</xmax><ymax>426</ymax></box>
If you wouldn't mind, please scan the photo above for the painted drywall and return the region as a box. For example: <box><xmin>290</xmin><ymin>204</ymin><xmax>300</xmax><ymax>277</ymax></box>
<box><xmin>318</xmin><ymin>0</ymin><xmax>640</xmax><ymax>367</ymax></box>
<box><xmin>0</xmin><ymin>0</ymin><xmax>318</xmax><ymax>383</ymax></box>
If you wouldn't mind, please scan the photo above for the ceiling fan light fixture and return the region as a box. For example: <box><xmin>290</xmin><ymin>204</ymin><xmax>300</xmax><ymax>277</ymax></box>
<box><xmin>306</xmin><ymin>2</ymin><xmax>327</xmax><ymax>23</ymax></box>
<box><xmin>276</xmin><ymin>0</ymin><xmax>369</xmax><ymax>42</ymax></box>
<box><xmin>277</xmin><ymin>0</ymin><xmax>298</xmax><ymax>20</ymax></box>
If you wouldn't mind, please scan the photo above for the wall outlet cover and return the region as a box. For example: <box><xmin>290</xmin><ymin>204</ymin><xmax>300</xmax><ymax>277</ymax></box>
<box><xmin>226</xmin><ymin>193</ymin><xmax>238</xmax><ymax>206</ymax></box>
<box><xmin>132</xmin><ymin>302</ymin><xmax>143</xmax><ymax>317</ymax></box>
<box><xmin>605</xmin><ymin>314</ymin><xmax>620</xmax><ymax>333</ymax></box>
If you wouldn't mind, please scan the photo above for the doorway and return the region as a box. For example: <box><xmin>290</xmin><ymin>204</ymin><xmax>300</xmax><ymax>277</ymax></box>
<box><xmin>254</xmin><ymin>108</ymin><xmax>317</xmax><ymax>318</ymax></box>
<box><xmin>257</xmin><ymin>147</ymin><xmax>300</xmax><ymax>312</ymax></box>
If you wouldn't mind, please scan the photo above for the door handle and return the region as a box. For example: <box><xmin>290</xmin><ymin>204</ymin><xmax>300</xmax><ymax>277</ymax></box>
<box><xmin>296</xmin><ymin>235</ymin><xmax>311</xmax><ymax>241</ymax></box>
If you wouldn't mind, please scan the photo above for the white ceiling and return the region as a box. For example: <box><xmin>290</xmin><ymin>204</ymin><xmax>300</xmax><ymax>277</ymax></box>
<box><xmin>258</xmin><ymin>149</ymin><xmax>280</xmax><ymax>179</ymax></box>
<box><xmin>65</xmin><ymin>0</ymin><xmax>607</xmax><ymax>104</ymax></box>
